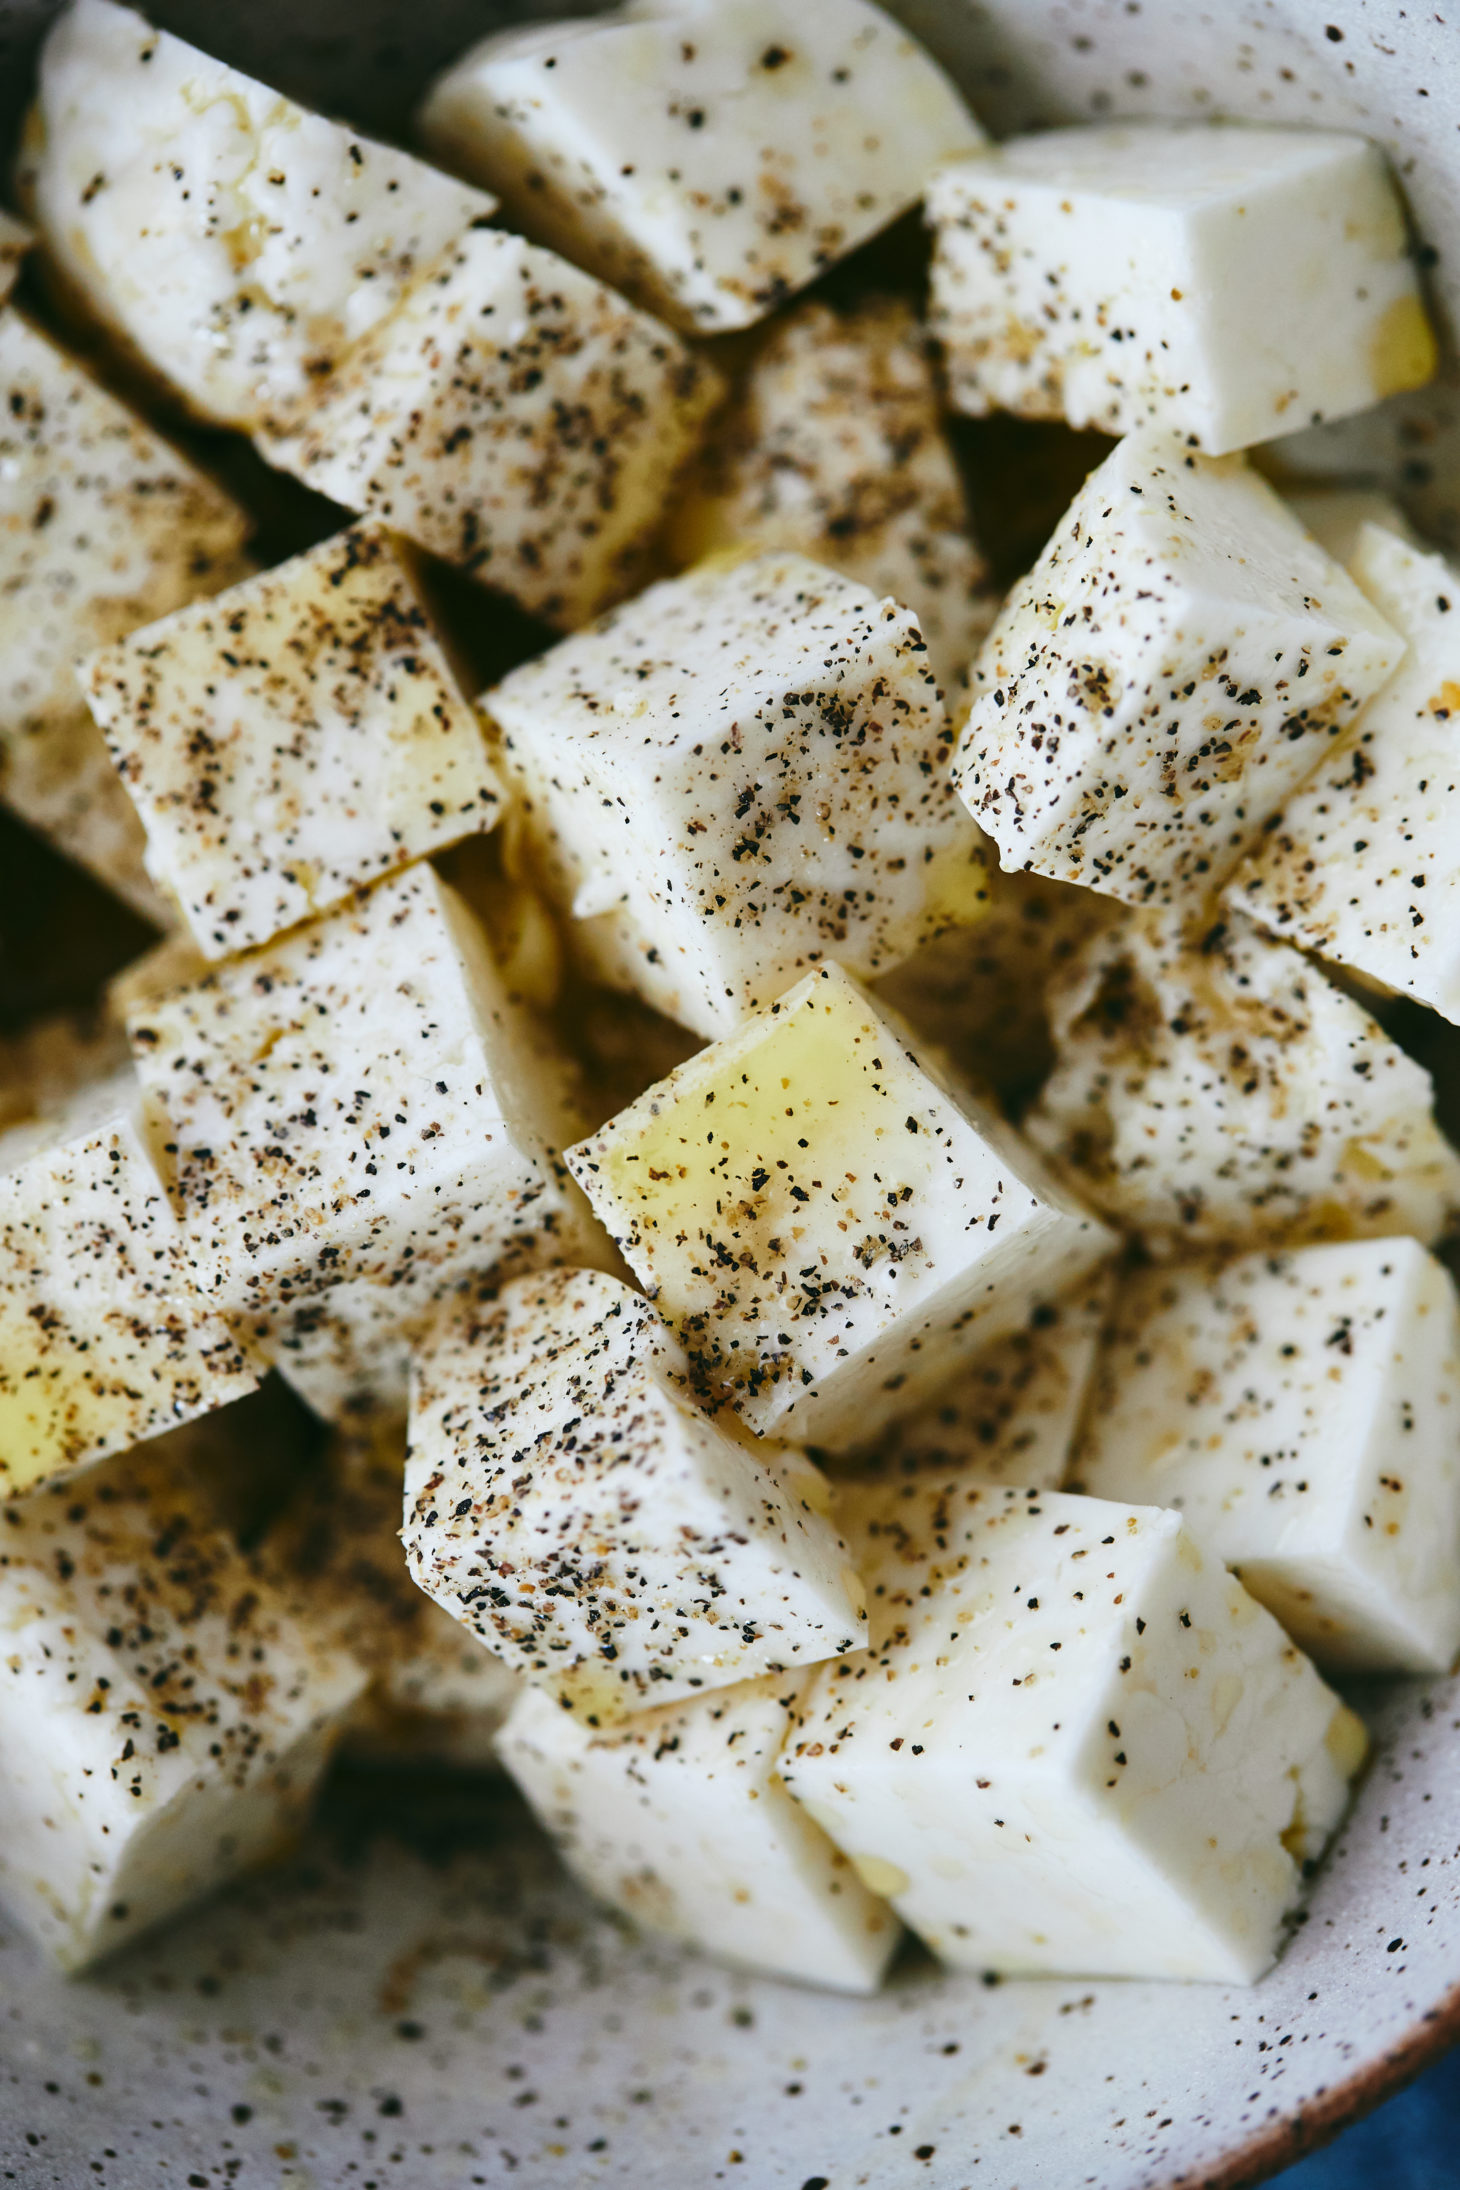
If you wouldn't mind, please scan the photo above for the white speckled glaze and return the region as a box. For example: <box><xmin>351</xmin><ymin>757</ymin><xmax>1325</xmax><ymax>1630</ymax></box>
<box><xmin>3</xmin><ymin>4</ymin><xmax>1460</xmax><ymax>2184</ymax></box>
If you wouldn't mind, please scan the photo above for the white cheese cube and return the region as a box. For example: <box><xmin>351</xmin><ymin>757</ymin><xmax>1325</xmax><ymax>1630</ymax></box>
<box><xmin>404</xmin><ymin>1265</ymin><xmax>865</xmax><ymax>1720</ymax></box>
<box><xmin>1232</xmin><ymin>524</ymin><xmax>1460</xmax><ymax>1024</ymax></box>
<box><xmin>844</xmin><ymin>1269</ymin><xmax>1111</xmax><ymax>1491</ymax></box>
<box><xmin>268</xmin><ymin>1428</ymin><xmax>518</xmax><ymax>1770</ymax></box>
<box><xmin>954</xmin><ymin>430</ymin><xmax>1403</xmax><ymax>907</ymax></box>
<box><xmin>0</xmin><ymin>1083</ymin><xmax>259</xmax><ymax>1497</ymax></box>
<box><xmin>82</xmin><ymin>521</ymin><xmax>503</xmax><ymax>960</ymax></box>
<box><xmin>781</xmin><ymin>1475</ymin><xmax>1365</xmax><ymax>1984</ymax></box>
<box><xmin>0</xmin><ymin>211</ymin><xmax>32</xmax><ymax>304</ymax></box>
<box><xmin>0</xmin><ymin>310</ymin><xmax>251</xmax><ymax>920</ymax></box>
<box><xmin>123</xmin><ymin>864</ymin><xmax>583</xmax><ymax>1333</ymax></box>
<box><xmin>21</xmin><ymin>0</ymin><xmax>496</xmax><ymax>429</ymax></box>
<box><xmin>484</xmin><ymin>550</ymin><xmax>985</xmax><ymax>1040</ymax></box>
<box><xmin>666</xmin><ymin>296</ymin><xmax>997</xmax><ymax>691</ymax></box>
<box><xmin>928</xmin><ymin>122</ymin><xmax>1435</xmax><ymax>454</ymax></box>
<box><xmin>257</xmin><ymin>226</ymin><xmax>721</xmax><ymax>629</ymax></box>
<box><xmin>0</xmin><ymin>1450</ymin><xmax>366</xmax><ymax>1969</ymax></box>
<box><xmin>498</xmin><ymin>1677</ymin><xmax>901</xmax><ymax>1991</ymax></box>
<box><xmin>566</xmin><ymin>962</ymin><xmax>1116</xmax><ymax>1451</ymax></box>
<box><xmin>1026</xmin><ymin>906</ymin><xmax>1460</xmax><ymax>1254</ymax></box>
<box><xmin>418</xmin><ymin>0</ymin><xmax>982</xmax><ymax>336</ymax></box>
<box><xmin>1072</xmin><ymin>1239</ymin><xmax>1460</xmax><ymax>1677</ymax></box>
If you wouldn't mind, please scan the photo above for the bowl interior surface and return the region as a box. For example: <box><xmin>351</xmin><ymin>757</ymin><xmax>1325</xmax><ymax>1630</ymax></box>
<box><xmin>3</xmin><ymin>5</ymin><xmax>1460</xmax><ymax>2186</ymax></box>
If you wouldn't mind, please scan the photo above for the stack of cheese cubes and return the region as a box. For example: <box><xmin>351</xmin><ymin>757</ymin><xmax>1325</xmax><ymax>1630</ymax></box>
<box><xmin>0</xmin><ymin>0</ymin><xmax>1453</xmax><ymax>2005</ymax></box>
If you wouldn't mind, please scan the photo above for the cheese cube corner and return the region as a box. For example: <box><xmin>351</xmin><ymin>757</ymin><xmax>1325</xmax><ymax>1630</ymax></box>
<box><xmin>954</xmin><ymin>430</ymin><xmax>1403</xmax><ymax>907</ymax></box>
<box><xmin>567</xmin><ymin>961</ymin><xmax>1117</xmax><ymax>1450</ymax></box>
<box><xmin>782</xmin><ymin>1476</ymin><xmax>1364</xmax><ymax>1983</ymax></box>
<box><xmin>419</xmin><ymin>0</ymin><xmax>983</xmax><ymax>334</ymax></box>
<box><xmin>404</xmin><ymin>1265</ymin><xmax>866</xmax><ymax>1720</ymax></box>
<box><xmin>498</xmin><ymin>1676</ymin><xmax>902</xmax><ymax>1992</ymax></box>
<box><xmin>928</xmin><ymin>121</ymin><xmax>1435</xmax><ymax>452</ymax></box>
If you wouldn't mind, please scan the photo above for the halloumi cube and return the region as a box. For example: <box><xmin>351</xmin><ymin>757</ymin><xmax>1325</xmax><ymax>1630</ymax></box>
<box><xmin>0</xmin><ymin>309</ymin><xmax>252</xmax><ymax>921</ymax></box>
<box><xmin>566</xmin><ymin>962</ymin><xmax>1116</xmax><ymax>1451</ymax></box>
<box><xmin>1232</xmin><ymin>524</ymin><xmax>1460</xmax><ymax>1024</ymax></box>
<box><xmin>1071</xmin><ymin>1239</ymin><xmax>1460</xmax><ymax>1677</ymax></box>
<box><xmin>498</xmin><ymin>1676</ymin><xmax>901</xmax><ymax>1991</ymax></box>
<box><xmin>123</xmin><ymin>864</ymin><xmax>585</xmax><ymax>1334</ymax></box>
<box><xmin>484</xmin><ymin>550</ymin><xmax>985</xmax><ymax>1040</ymax></box>
<box><xmin>954</xmin><ymin>430</ymin><xmax>1403</xmax><ymax>907</ymax></box>
<box><xmin>257</xmin><ymin>226</ymin><xmax>721</xmax><ymax>629</ymax></box>
<box><xmin>1026</xmin><ymin>906</ymin><xmax>1460</xmax><ymax>1254</ymax></box>
<box><xmin>418</xmin><ymin>0</ymin><xmax>983</xmax><ymax>336</ymax></box>
<box><xmin>268</xmin><ymin>1427</ymin><xmax>519</xmax><ymax>1770</ymax></box>
<box><xmin>20</xmin><ymin>0</ymin><xmax>496</xmax><ymax>428</ymax></box>
<box><xmin>843</xmin><ymin>1268</ymin><xmax>1111</xmax><ymax>1491</ymax></box>
<box><xmin>0</xmin><ymin>1075</ymin><xmax>259</xmax><ymax>1497</ymax></box>
<box><xmin>928</xmin><ymin>122</ymin><xmax>1435</xmax><ymax>453</ymax></box>
<box><xmin>781</xmin><ymin>1475</ymin><xmax>1365</xmax><ymax>1983</ymax></box>
<box><xmin>403</xmin><ymin>1265</ymin><xmax>865</xmax><ymax>1720</ymax></box>
<box><xmin>666</xmin><ymin>297</ymin><xmax>997</xmax><ymax>691</ymax></box>
<box><xmin>0</xmin><ymin>1450</ymin><xmax>366</xmax><ymax>1969</ymax></box>
<box><xmin>0</xmin><ymin>211</ymin><xmax>32</xmax><ymax>304</ymax></box>
<box><xmin>82</xmin><ymin>521</ymin><xmax>503</xmax><ymax>960</ymax></box>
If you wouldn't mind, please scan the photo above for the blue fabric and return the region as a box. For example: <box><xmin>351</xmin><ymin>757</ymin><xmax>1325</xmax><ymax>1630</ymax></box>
<box><xmin>1271</xmin><ymin>2045</ymin><xmax>1460</xmax><ymax>2186</ymax></box>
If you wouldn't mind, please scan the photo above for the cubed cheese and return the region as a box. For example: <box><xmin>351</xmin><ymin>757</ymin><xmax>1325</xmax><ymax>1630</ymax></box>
<box><xmin>257</xmin><ymin>226</ymin><xmax>721</xmax><ymax>629</ymax></box>
<box><xmin>953</xmin><ymin>430</ymin><xmax>1403</xmax><ymax>907</ymax></box>
<box><xmin>267</xmin><ymin>1427</ymin><xmax>519</xmax><ymax>1770</ymax></box>
<box><xmin>82</xmin><ymin>521</ymin><xmax>503</xmax><ymax>960</ymax></box>
<box><xmin>781</xmin><ymin>1475</ymin><xmax>1365</xmax><ymax>1983</ymax></box>
<box><xmin>566</xmin><ymin>962</ymin><xmax>1116</xmax><ymax>1451</ymax></box>
<box><xmin>0</xmin><ymin>1078</ymin><xmax>259</xmax><ymax>1496</ymax></box>
<box><xmin>498</xmin><ymin>1676</ymin><xmax>901</xmax><ymax>1991</ymax></box>
<box><xmin>1072</xmin><ymin>1238</ymin><xmax>1460</xmax><ymax>1676</ymax></box>
<box><xmin>403</xmin><ymin>1265</ymin><xmax>865</xmax><ymax>1720</ymax></box>
<box><xmin>418</xmin><ymin>0</ymin><xmax>982</xmax><ymax>335</ymax></box>
<box><xmin>666</xmin><ymin>296</ymin><xmax>997</xmax><ymax>690</ymax></box>
<box><xmin>484</xmin><ymin>550</ymin><xmax>986</xmax><ymax>1040</ymax></box>
<box><xmin>0</xmin><ymin>211</ymin><xmax>32</xmax><ymax>304</ymax></box>
<box><xmin>20</xmin><ymin>0</ymin><xmax>496</xmax><ymax>428</ymax></box>
<box><xmin>123</xmin><ymin>864</ymin><xmax>585</xmax><ymax>1334</ymax></box>
<box><xmin>0</xmin><ymin>309</ymin><xmax>252</xmax><ymax>920</ymax></box>
<box><xmin>927</xmin><ymin>122</ymin><xmax>1435</xmax><ymax>453</ymax></box>
<box><xmin>1026</xmin><ymin>906</ymin><xmax>1460</xmax><ymax>1253</ymax></box>
<box><xmin>842</xmin><ymin>1268</ymin><xmax>1111</xmax><ymax>1491</ymax></box>
<box><xmin>0</xmin><ymin>1449</ymin><xmax>366</xmax><ymax>1969</ymax></box>
<box><xmin>1232</xmin><ymin>523</ymin><xmax>1460</xmax><ymax>1024</ymax></box>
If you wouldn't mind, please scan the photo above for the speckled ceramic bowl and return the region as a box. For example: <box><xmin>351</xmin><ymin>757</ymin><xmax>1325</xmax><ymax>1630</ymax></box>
<box><xmin>4</xmin><ymin>4</ymin><xmax>1460</xmax><ymax>2185</ymax></box>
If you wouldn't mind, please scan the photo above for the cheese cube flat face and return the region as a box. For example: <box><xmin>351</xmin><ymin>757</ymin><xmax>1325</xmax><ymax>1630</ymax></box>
<box><xmin>124</xmin><ymin>865</ymin><xmax>578</xmax><ymax>1329</ymax></box>
<box><xmin>498</xmin><ymin>1677</ymin><xmax>901</xmax><ymax>1991</ymax></box>
<box><xmin>567</xmin><ymin>963</ymin><xmax>1116</xmax><ymax>1450</ymax></box>
<box><xmin>1232</xmin><ymin>525</ymin><xmax>1460</xmax><ymax>1025</ymax></box>
<box><xmin>781</xmin><ymin>1477</ymin><xmax>1363</xmax><ymax>1984</ymax></box>
<box><xmin>843</xmin><ymin>1269</ymin><xmax>1111</xmax><ymax>1491</ymax></box>
<box><xmin>418</xmin><ymin>0</ymin><xmax>983</xmax><ymax>336</ymax></box>
<box><xmin>0</xmin><ymin>1452</ymin><xmax>366</xmax><ymax>1970</ymax></box>
<box><xmin>1028</xmin><ymin>907</ymin><xmax>1460</xmax><ymax>1255</ymax></box>
<box><xmin>486</xmin><ymin>551</ymin><xmax>984</xmax><ymax>1041</ymax></box>
<box><xmin>953</xmin><ymin>432</ymin><xmax>1403</xmax><ymax>907</ymax></box>
<box><xmin>0</xmin><ymin>310</ymin><xmax>252</xmax><ymax>921</ymax></box>
<box><xmin>267</xmin><ymin>1428</ymin><xmax>519</xmax><ymax>1771</ymax></box>
<box><xmin>404</xmin><ymin>1266</ymin><xmax>866</xmax><ymax>1720</ymax></box>
<box><xmin>0</xmin><ymin>1097</ymin><xmax>259</xmax><ymax>1497</ymax></box>
<box><xmin>1073</xmin><ymin>1240</ymin><xmax>1460</xmax><ymax>1677</ymax></box>
<box><xmin>667</xmin><ymin>298</ymin><xmax>996</xmax><ymax>692</ymax></box>
<box><xmin>257</xmin><ymin>227</ymin><xmax>721</xmax><ymax>630</ymax></box>
<box><xmin>21</xmin><ymin>0</ymin><xmax>496</xmax><ymax>429</ymax></box>
<box><xmin>928</xmin><ymin>122</ymin><xmax>1435</xmax><ymax>454</ymax></box>
<box><xmin>83</xmin><ymin>522</ymin><xmax>503</xmax><ymax>960</ymax></box>
<box><xmin>0</xmin><ymin>211</ymin><xmax>32</xmax><ymax>305</ymax></box>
